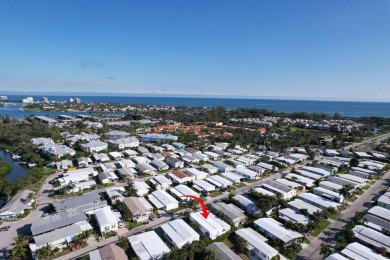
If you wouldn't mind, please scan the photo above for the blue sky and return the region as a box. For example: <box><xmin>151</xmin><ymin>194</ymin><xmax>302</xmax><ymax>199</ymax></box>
<box><xmin>0</xmin><ymin>1</ymin><xmax>389</xmax><ymax>100</ymax></box>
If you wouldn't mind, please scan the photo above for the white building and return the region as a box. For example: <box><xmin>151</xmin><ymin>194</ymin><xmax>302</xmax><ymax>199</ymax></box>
<box><xmin>160</xmin><ymin>219</ymin><xmax>200</xmax><ymax>249</ymax></box>
<box><xmin>169</xmin><ymin>185</ymin><xmax>199</xmax><ymax>201</ymax></box>
<box><xmin>184</xmin><ymin>168</ymin><xmax>209</xmax><ymax>180</ymax></box>
<box><xmin>340</xmin><ymin>242</ymin><xmax>387</xmax><ymax>260</ymax></box>
<box><xmin>150</xmin><ymin>175</ymin><xmax>173</xmax><ymax>190</ymax></box>
<box><xmin>253</xmin><ymin>218</ymin><xmax>303</xmax><ymax>245</ymax></box>
<box><xmin>80</xmin><ymin>141</ymin><xmax>108</xmax><ymax>153</ymax></box>
<box><xmin>128</xmin><ymin>231</ymin><xmax>171</xmax><ymax>260</ymax></box>
<box><xmin>148</xmin><ymin>190</ymin><xmax>179</xmax><ymax>211</ymax></box>
<box><xmin>261</xmin><ymin>181</ymin><xmax>296</xmax><ymax>200</ymax></box>
<box><xmin>189</xmin><ymin>212</ymin><xmax>231</xmax><ymax>240</ymax></box>
<box><xmin>133</xmin><ymin>181</ymin><xmax>151</xmax><ymax>196</ymax></box>
<box><xmin>94</xmin><ymin>206</ymin><xmax>119</xmax><ymax>236</ymax></box>
<box><xmin>278</xmin><ymin>208</ymin><xmax>310</xmax><ymax>225</ymax></box>
<box><xmin>234</xmin><ymin>168</ymin><xmax>259</xmax><ymax>180</ymax></box>
<box><xmin>235</xmin><ymin>228</ymin><xmax>279</xmax><ymax>260</ymax></box>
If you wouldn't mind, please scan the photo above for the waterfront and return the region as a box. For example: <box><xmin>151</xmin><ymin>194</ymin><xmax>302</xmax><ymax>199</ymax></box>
<box><xmin>1</xmin><ymin>95</ymin><xmax>390</xmax><ymax>118</ymax></box>
<box><xmin>0</xmin><ymin>150</ymin><xmax>30</xmax><ymax>181</ymax></box>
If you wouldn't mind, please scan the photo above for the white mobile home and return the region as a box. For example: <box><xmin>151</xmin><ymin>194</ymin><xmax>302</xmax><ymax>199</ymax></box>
<box><xmin>189</xmin><ymin>212</ymin><xmax>231</xmax><ymax>240</ymax></box>
<box><xmin>160</xmin><ymin>219</ymin><xmax>199</xmax><ymax>249</ymax></box>
<box><xmin>253</xmin><ymin>218</ymin><xmax>303</xmax><ymax>245</ymax></box>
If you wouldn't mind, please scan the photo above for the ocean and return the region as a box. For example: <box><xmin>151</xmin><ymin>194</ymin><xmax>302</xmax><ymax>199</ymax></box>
<box><xmin>1</xmin><ymin>95</ymin><xmax>390</xmax><ymax>118</ymax></box>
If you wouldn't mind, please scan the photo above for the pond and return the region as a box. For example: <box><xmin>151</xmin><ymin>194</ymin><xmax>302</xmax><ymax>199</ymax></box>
<box><xmin>0</xmin><ymin>150</ymin><xmax>30</xmax><ymax>181</ymax></box>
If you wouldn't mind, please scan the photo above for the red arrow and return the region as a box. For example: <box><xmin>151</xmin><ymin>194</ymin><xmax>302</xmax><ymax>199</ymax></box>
<box><xmin>181</xmin><ymin>195</ymin><xmax>210</xmax><ymax>219</ymax></box>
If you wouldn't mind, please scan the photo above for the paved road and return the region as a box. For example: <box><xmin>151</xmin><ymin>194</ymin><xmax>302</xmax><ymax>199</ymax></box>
<box><xmin>345</xmin><ymin>133</ymin><xmax>390</xmax><ymax>150</ymax></box>
<box><xmin>0</xmin><ymin>171</ymin><xmax>62</xmax><ymax>251</ymax></box>
<box><xmin>298</xmin><ymin>171</ymin><xmax>390</xmax><ymax>260</ymax></box>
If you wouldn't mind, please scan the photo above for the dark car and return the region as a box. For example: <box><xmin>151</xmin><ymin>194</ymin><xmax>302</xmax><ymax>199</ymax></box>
<box><xmin>0</xmin><ymin>226</ymin><xmax>10</xmax><ymax>232</ymax></box>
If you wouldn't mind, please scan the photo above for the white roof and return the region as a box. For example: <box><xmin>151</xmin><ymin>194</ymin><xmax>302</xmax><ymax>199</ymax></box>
<box><xmin>206</xmin><ymin>175</ymin><xmax>233</xmax><ymax>187</ymax></box>
<box><xmin>192</xmin><ymin>179</ymin><xmax>216</xmax><ymax>191</ymax></box>
<box><xmin>279</xmin><ymin>208</ymin><xmax>310</xmax><ymax>225</ymax></box>
<box><xmin>95</xmin><ymin>206</ymin><xmax>117</xmax><ymax>227</ymax></box>
<box><xmin>298</xmin><ymin>193</ymin><xmax>339</xmax><ymax>209</ymax></box>
<box><xmin>274</xmin><ymin>178</ymin><xmax>303</xmax><ymax>189</ymax></box>
<box><xmin>169</xmin><ymin>185</ymin><xmax>199</xmax><ymax>199</ymax></box>
<box><xmin>190</xmin><ymin>212</ymin><xmax>230</xmax><ymax>234</ymax></box>
<box><xmin>221</xmin><ymin>172</ymin><xmax>242</xmax><ymax>181</ymax></box>
<box><xmin>288</xmin><ymin>199</ymin><xmax>322</xmax><ymax>215</ymax></box>
<box><xmin>353</xmin><ymin>225</ymin><xmax>390</xmax><ymax>251</ymax></box>
<box><xmin>341</xmin><ymin>242</ymin><xmax>387</xmax><ymax>260</ymax></box>
<box><xmin>285</xmin><ymin>173</ymin><xmax>315</xmax><ymax>186</ymax></box>
<box><xmin>151</xmin><ymin>175</ymin><xmax>172</xmax><ymax>186</ymax></box>
<box><xmin>185</xmin><ymin>168</ymin><xmax>208</xmax><ymax>178</ymax></box>
<box><xmin>313</xmin><ymin>187</ymin><xmax>344</xmax><ymax>200</ymax></box>
<box><xmin>296</xmin><ymin>170</ymin><xmax>323</xmax><ymax>180</ymax></box>
<box><xmin>235</xmin><ymin>228</ymin><xmax>278</xmax><ymax>258</ymax></box>
<box><xmin>234</xmin><ymin>168</ymin><xmax>258</xmax><ymax>178</ymax></box>
<box><xmin>160</xmin><ymin>219</ymin><xmax>199</xmax><ymax>248</ymax></box>
<box><xmin>128</xmin><ymin>231</ymin><xmax>170</xmax><ymax>260</ymax></box>
<box><xmin>254</xmin><ymin>187</ymin><xmax>276</xmax><ymax>197</ymax></box>
<box><xmin>134</xmin><ymin>181</ymin><xmax>150</xmax><ymax>191</ymax></box>
<box><xmin>337</xmin><ymin>174</ymin><xmax>367</xmax><ymax>183</ymax></box>
<box><xmin>368</xmin><ymin>206</ymin><xmax>390</xmax><ymax>221</ymax></box>
<box><xmin>148</xmin><ymin>190</ymin><xmax>178</xmax><ymax>208</ymax></box>
<box><xmin>254</xmin><ymin>218</ymin><xmax>303</xmax><ymax>244</ymax></box>
<box><xmin>319</xmin><ymin>181</ymin><xmax>343</xmax><ymax>191</ymax></box>
<box><xmin>325</xmin><ymin>253</ymin><xmax>348</xmax><ymax>260</ymax></box>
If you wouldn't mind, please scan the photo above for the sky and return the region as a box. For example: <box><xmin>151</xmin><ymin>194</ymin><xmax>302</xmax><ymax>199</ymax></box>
<box><xmin>0</xmin><ymin>1</ymin><xmax>389</xmax><ymax>101</ymax></box>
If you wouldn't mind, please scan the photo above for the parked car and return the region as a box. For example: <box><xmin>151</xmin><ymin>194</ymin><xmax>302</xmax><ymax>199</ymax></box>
<box><xmin>0</xmin><ymin>226</ymin><xmax>10</xmax><ymax>232</ymax></box>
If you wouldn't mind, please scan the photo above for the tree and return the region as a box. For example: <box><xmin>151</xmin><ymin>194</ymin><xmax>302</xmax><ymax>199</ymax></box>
<box><xmin>377</xmin><ymin>246</ymin><xmax>387</xmax><ymax>256</ymax></box>
<box><xmin>26</xmin><ymin>192</ymin><xmax>35</xmax><ymax>202</ymax></box>
<box><xmin>235</xmin><ymin>237</ymin><xmax>248</xmax><ymax>254</ymax></box>
<box><xmin>319</xmin><ymin>244</ymin><xmax>332</xmax><ymax>258</ymax></box>
<box><xmin>350</xmin><ymin>157</ymin><xmax>359</xmax><ymax>167</ymax></box>
<box><xmin>11</xmin><ymin>235</ymin><xmax>31</xmax><ymax>260</ymax></box>
<box><xmin>117</xmin><ymin>236</ymin><xmax>130</xmax><ymax>251</ymax></box>
<box><xmin>339</xmin><ymin>185</ymin><xmax>353</xmax><ymax>205</ymax></box>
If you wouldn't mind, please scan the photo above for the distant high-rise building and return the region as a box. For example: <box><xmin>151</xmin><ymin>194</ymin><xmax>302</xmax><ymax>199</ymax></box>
<box><xmin>69</xmin><ymin>98</ymin><xmax>74</xmax><ymax>103</ymax></box>
<box><xmin>40</xmin><ymin>97</ymin><xmax>49</xmax><ymax>102</ymax></box>
<box><xmin>22</xmin><ymin>97</ymin><xmax>33</xmax><ymax>103</ymax></box>
<box><xmin>75</xmin><ymin>98</ymin><xmax>81</xmax><ymax>103</ymax></box>
<box><xmin>0</xmin><ymin>96</ymin><xmax>7</xmax><ymax>100</ymax></box>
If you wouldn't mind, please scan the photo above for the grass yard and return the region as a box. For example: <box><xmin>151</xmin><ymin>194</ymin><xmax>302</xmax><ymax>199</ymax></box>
<box><xmin>127</xmin><ymin>221</ymin><xmax>144</xmax><ymax>230</ymax></box>
<box><xmin>235</xmin><ymin>183</ymin><xmax>245</xmax><ymax>188</ymax></box>
<box><xmin>310</xmin><ymin>220</ymin><xmax>330</xmax><ymax>237</ymax></box>
<box><xmin>213</xmin><ymin>227</ymin><xmax>238</xmax><ymax>242</ymax></box>
<box><xmin>209</xmin><ymin>190</ymin><xmax>223</xmax><ymax>198</ymax></box>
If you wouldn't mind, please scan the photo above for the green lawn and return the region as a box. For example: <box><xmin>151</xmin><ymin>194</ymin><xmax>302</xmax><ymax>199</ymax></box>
<box><xmin>235</xmin><ymin>183</ymin><xmax>245</xmax><ymax>188</ymax></box>
<box><xmin>209</xmin><ymin>190</ymin><xmax>223</xmax><ymax>198</ymax></box>
<box><xmin>329</xmin><ymin>212</ymin><xmax>340</xmax><ymax>220</ymax></box>
<box><xmin>213</xmin><ymin>227</ymin><xmax>238</xmax><ymax>242</ymax></box>
<box><xmin>310</xmin><ymin>220</ymin><xmax>330</xmax><ymax>237</ymax></box>
<box><xmin>349</xmin><ymin>196</ymin><xmax>358</xmax><ymax>202</ymax></box>
<box><xmin>127</xmin><ymin>221</ymin><xmax>144</xmax><ymax>230</ymax></box>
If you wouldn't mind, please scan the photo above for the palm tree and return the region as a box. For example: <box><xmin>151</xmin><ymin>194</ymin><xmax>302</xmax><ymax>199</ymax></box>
<box><xmin>339</xmin><ymin>185</ymin><xmax>353</xmax><ymax>205</ymax></box>
<box><xmin>26</xmin><ymin>192</ymin><xmax>35</xmax><ymax>202</ymax></box>
<box><xmin>319</xmin><ymin>244</ymin><xmax>332</xmax><ymax>258</ymax></box>
<box><xmin>53</xmin><ymin>180</ymin><xmax>61</xmax><ymax>190</ymax></box>
<box><xmin>235</xmin><ymin>237</ymin><xmax>248</xmax><ymax>253</ymax></box>
<box><xmin>117</xmin><ymin>236</ymin><xmax>129</xmax><ymax>251</ymax></box>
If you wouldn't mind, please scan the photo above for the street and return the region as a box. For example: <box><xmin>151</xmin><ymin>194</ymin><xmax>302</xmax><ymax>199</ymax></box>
<box><xmin>298</xmin><ymin>171</ymin><xmax>390</xmax><ymax>260</ymax></box>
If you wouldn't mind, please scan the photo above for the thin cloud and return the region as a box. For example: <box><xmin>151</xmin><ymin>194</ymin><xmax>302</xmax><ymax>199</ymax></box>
<box><xmin>80</xmin><ymin>60</ymin><xmax>102</xmax><ymax>68</ymax></box>
<box><xmin>106</xmin><ymin>76</ymin><xmax>115</xmax><ymax>80</ymax></box>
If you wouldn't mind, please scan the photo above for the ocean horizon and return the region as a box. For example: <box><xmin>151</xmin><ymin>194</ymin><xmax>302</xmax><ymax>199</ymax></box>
<box><xmin>1</xmin><ymin>94</ymin><xmax>390</xmax><ymax>118</ymax></box>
